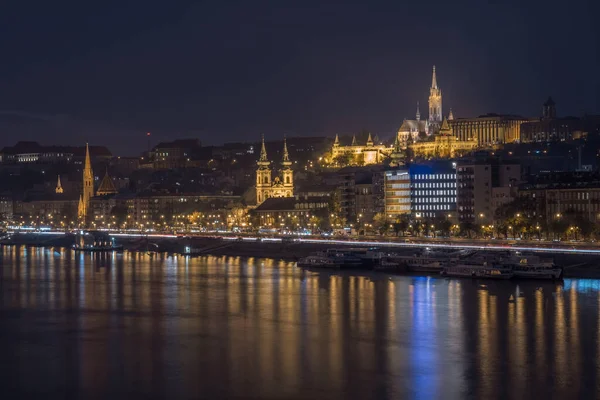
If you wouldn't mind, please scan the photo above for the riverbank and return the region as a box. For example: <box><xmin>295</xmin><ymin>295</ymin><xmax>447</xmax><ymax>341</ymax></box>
<box><xmin>2</xmin><ymin>232</ymin><xmax>600</xmax><ymax>278</ymax></box>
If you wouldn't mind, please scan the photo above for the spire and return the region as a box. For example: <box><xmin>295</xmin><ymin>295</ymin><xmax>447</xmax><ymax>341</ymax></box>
<box><xmin>366</xmin><ymin>132</ymin><xmax>373</xmax><ymax>146</ymax></box>
<box><xmin>351</xmin><ymin>134</ymin><xmax>357</xmax><ymax>146</ymax></box>
<box><xmin>431</xmin><ymin>65</ymin><xmax>438</xmax><ymax>90</ymax></box>
<box><xmin>55</xmin><ymin>175</ymin><xmax>63</xmax><ymax>194</ymax></box>
<box><xmin>84</xmin><ymin>143</ymin><xmax>92</xmax><ymax>173</ymax></box>
<box><xmin>389</xmin><ymin>133</ymin><xmax>406</xmax><ymax>168</ymax></box>
<box><xmin>448</xmin><ymin>108</ymin><xmax>454</xmax><ymax>120</ymax></box>
<box><xmin>334</xmin><ymin>134</ymin><xmax>340</xmax><ymax>146</ymax></box>
<box><xmin>439</xmin><ymin>117</ymin><xmax>452</xmax><ymax>136</ymax></box>
<box><xmin>259</xmin><ymin>134</ymin><xmax>268</xmax><ymax>162</ymax></box>
<box><xmin>282</xmin><ymin>136</ymin><xmax>290</xmax><ymax>163</ymax></box>
<box><xmin>416</xmin><ymin>101</ymin><xmax>421</xmax><ymax>121</ymax></box>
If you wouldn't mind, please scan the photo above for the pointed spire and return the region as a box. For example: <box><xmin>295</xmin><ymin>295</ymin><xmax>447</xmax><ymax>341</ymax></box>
<box><xmin>84</xmin><ymin>143</ymin><xmax>91</xmax><ymax>172</ymax></box>
<box><xmin>55</xmin><ymin>175</ymin><xmax>63</xmax><ymax>194</ymax></box>
<box><xmin>282</xmin><ymin>136</ymin><xmax>290</xmax><ymax>162</ymax></box>
<box><xmin>431</xmin><ymin>65</ymin><xmax>438</xmax><ymax>90</ymax></box>
<box><xmin>416</xmin><ymin>101</ymin><xmax>421</xmax><ymax>121</ymax></box>
<box><xmin>351</xmin><ymin>134</ymin><xmax>357</xmax><ymax>146</ymax></box>
<box><xmin>334</xmin><ymin>133</ymin><xmax>340</xmax><ymax>146</ymax></box>
<box><xmin>259</xmin><ymin>134</ymin><xmax>268</xmax><ymax>162</ymax></box>
<box><xmin>366</xmin><ymin>132</ymin><xmax>373</xmax><ymax>146</ymax></box>
<box><xmin>439</xmin><ymin>117</ymin><xmax>452</xmax><ymax>136</ymax></box>
<box><xmin>448</xmin><ymin>108</ymin><xmax>454</xmax><ymax>120</ymax></box>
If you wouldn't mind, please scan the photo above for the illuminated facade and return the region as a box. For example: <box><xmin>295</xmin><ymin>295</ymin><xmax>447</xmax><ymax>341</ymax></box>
<box><xmin>77</xmin><ymin>143</ymin><xmax>94</xmax><ymax>220</ymax></box>
<box><xmin>409</xmin><ymin>118</ymin><xmax>478</xmax><ymax>159</ymax></box>
<box><xmin>330</xmin><ymin>133</ymin><xmax>392</xmax><ymax>165</ymax></box>
<box><xmin>450</xmin><ymin>114</ymin><xmax>528</xmax><ymax>145</ymax></box>
<box><xmin>256</xmin><ymin>136</ymin><xmax>294</xmax><ymax>205</ymax></box>
<box><xmin>384</xmin><ymin>169</ymin><xmax>411</xmax><ymax>218</ymax></box>
<box><xmin>397</xmin><ymin>66</ymin><xmax>445</xmax><ymax>146</ymax></box>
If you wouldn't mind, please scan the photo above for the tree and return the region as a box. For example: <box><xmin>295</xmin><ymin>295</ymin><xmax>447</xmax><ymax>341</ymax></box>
<box><xmin>372</xmin><ymin>212</ymin><xmax>389</xmax><ymax>235</ymax></box>
<box><xmin>333</xmin><ymin>153</ymin><xmax>352</xmax><ymax>167</ymax></box>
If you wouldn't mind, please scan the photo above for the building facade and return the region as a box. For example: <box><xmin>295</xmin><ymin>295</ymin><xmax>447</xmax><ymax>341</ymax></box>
<box><xmin>410</xmin><ymin>162</ymin><xmax>457</xmax><ymax>219</ymax></box>
<box><xmin>410</xmin><ymin>118</ymin><xmax>478</xmax><ymax>159</ymax></box>
<box><xmin>255</xmin><ymin>136</ymin><xmax>294</xmax><ymax>205</ymax></box>
<box><xmin>450</xmin><ymin>114</ymin><xmax>528</xmax><ymax>145</ymax></box>
<box><xmin>456</xmin><ymin>161</ymin><xmax>520</xmax><ymax>224</ymax></box>
<box><xmin>330</xmin><ymin>133</ymin><xmax>391</xmax><ymax>165</ymax></box>
<box><xmin>384</xmin><ymin>168</ymin><xmax>411</xmax><ymax>219</ymax></box>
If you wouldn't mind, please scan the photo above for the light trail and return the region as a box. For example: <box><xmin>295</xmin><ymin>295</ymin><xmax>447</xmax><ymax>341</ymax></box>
<box><xmin>6</xmin><ymin>230</ymin><xmax>600</xmax><ymax>255</ymax></box>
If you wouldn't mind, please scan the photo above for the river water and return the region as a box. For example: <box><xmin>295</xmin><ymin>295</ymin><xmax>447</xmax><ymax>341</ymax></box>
<box><xmin>1</xmin><ymin>247</ymin><xmax>599</xmax><ymax>399</ymax></box>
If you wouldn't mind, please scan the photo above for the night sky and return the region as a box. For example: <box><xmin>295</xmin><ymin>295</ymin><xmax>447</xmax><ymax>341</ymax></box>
<box><xmin>0</xmin><ymin>1</ymin><xmax>598</xmax><ymax>155</ymax></box>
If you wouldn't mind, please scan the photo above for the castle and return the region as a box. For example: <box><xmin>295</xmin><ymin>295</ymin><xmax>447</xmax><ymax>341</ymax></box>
<box><xmin>255</xmin><ymin>135</ymin><xmax>294</xmax><ymax>205</ymax></box>
<box><xmin>329</xmin><ymin>65</ymin><xmax>480</xmax><ymax>162</ymax></box>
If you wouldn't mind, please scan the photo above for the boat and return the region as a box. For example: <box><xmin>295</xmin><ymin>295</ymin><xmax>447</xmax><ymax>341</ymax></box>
<box><xmin>506</xmin><ymin>253</ymin><xmax>562</xmax><ymax>280</ymax></box>
<box><xmin>374</xmin><ymin>257</ymin><xmax>408</xmax><ymax>272</ymax></box>
<box><xmin>441</xmin><ymin>263</ymin><xmax>514</xmax><ymax>279</ymax></box>
<box><xmin>73</xmin><ymin>230</ymin><xmax>123</xmax><ymax>252</ymax></box>
<box><xmin>324</xmin><ymin>248</ymin><xmax>366</xmax><ymax>268</ymax></box>
<box><xmin>387</xmin><ymin>249</ymin><xmax>461</xmax><ymax>273</ymax></box>
<box><xmin>297</xmin><ymin>254</ymin><xmax>339</xmax><ymax>268</ymax></box>
<box><xmin>441</xmin><ymin>252</ymin><xmax>513</xmax><ymax>279</ymax></box>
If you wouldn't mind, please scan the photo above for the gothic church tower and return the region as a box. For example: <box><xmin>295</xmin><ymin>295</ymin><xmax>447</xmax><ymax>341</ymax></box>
<box><xmin>255</xmin><ymin>135</ymin><xmax>272</xmax><ymax>204</ymax></box>
<box><xmin>78</xmin><ymin>143</ymin><xmax>94</xmax><ymax>221</ymax></box>
<box><xmin>428</xmin><ymin>65</ymin><xmax>443</xmax><ymax>132</ymax></box>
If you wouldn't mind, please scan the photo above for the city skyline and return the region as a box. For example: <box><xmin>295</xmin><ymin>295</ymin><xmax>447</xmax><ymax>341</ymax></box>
<box><xmin>0</xmin><ymin>2</ymin><xmax>598</xmax><ymax>155</ymax></box>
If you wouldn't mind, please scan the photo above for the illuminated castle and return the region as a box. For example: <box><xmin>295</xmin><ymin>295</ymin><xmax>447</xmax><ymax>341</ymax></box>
<box><xmin>330</xmin><ymin>132</ymin><xmax>392</xmax><ymax>165</ymax></box>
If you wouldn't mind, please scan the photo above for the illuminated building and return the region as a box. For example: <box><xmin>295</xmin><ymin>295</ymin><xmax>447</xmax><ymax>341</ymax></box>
<box><xmin>409</xmin><ymin>118</ymin><xmax>478</xmax><ymax>159</ymax></box>
<box><xmin>449</xmin><ymin>114</ymin><xmax>529</xmax><ymax>145</ymax></box>
<box><xmin>410</xmin><ymin>162</ymin><xmax>457</xmax><ymax>219</ymax></box>
<box><xmin>330</xmin><ymin>133</ymin><xmax>391</xmax><ymax>165</ymax></box>
<box><xmin>55</xmin><ymin>175</ymin><xmax>64</xmax><ymax>194</ymax></box>
<box><xmin>397</xmin><ymin>66</ymin><xmax>446</xmax><ymax>146</ymax></box>
<box><xmin>255</xmin><ymin>135</ymin><xmax>294</xmax><ymax>205</ymax></box>
<box><xmin>77</xmin><ymin>143</ymin><xmax>94</xmax><ymax>221</ymax></box>
<box><xmin>384</xmin><ymin>168</ymin><xmax>411</xmax><ymax>219</ymax></box>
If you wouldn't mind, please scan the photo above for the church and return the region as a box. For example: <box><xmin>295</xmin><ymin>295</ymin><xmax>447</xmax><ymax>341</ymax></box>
<box><xmin>255</xmin><ymin>136</ymin><xmax>294</xmax><ymax>205</ymax></box>
<box><xmin>397</xmin><ymin>65</ymin><xmax>449</xmax><ymax>145</ymax></box>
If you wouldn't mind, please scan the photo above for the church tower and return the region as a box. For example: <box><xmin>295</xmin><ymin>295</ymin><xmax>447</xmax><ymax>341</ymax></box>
<box><xmin>55</xmin><ymin>175</ymin><xmax>64</xmax><ymax>194</ymax></box>
<box><xmin>428</xmin><ymin>65</ymin><xmax>443</xmax><ymax>131</ymax></box>
<box><xmin>280</xmin><ymin>137</ymin><xmax>293</xmax><ymax>195</ymax></box>
<box><xmin>78</xmin><ymin>143</ymin><xmax>94</xmax><ymax>220</ymax></box>
<box><xmin>255</xmin><ymin>135</ymin><xmax>272</xmax><ymax>204</ymax></box>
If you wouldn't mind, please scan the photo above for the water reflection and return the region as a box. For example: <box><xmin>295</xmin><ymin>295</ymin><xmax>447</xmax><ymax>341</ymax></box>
<box><xmin>1</xmin><ymin>247</ymin><xmax>600</xmax><ymax>399</ymax></box>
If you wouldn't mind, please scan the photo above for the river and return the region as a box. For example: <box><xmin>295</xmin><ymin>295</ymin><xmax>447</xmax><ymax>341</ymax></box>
<box><xmin>1</xmin><ymin>246</ymin><xmax>599</xmax><ymax>399</ymax></box>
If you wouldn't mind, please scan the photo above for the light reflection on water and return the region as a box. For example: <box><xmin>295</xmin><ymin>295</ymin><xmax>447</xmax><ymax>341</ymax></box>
<box><xmin>1</xmin><ymin>246</ymin><xmax>600</xmax><ymax>399</ymax></box>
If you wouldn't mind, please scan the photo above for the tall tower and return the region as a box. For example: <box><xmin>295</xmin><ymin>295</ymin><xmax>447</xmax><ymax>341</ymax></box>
<box><xmin>78</xmin><ymin>143</ymin><xmax>94</xmax><ymax>220</ymax></box>
<box><xmin>416</xmin><ymin>101</ymin><xmax>421</xmax><ymax>121</ymax></box>
<box><xmin>255</xmin><ymin>135</ymin><xmax>272</xmax><ymax>204</ymax></box>
<box><xmin>280</xmin><ymin>137</ymin><xmax>293</xmax><ymax>195</ymax></box>
<box><xmin>55</xmin><ymin>175</ymin><xmax>64</xmax><ymax>194</ymax></box>
<box><xmin>428</xmin><ymin>65</ymin><xmax>443</xmax><ymax>130</ymax></box>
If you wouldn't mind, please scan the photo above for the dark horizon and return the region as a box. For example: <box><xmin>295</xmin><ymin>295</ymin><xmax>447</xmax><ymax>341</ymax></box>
<box><xmin>0</xmin><ymin>1</ymin><xmax>598</xmax><ymax>155</ymax></box>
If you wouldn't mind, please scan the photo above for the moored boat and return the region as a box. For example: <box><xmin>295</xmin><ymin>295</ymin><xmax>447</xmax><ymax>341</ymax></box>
<box><xmin>506</xmin><ymin>253</ymin><xmax>562</xmax><ymax>280</ymax></box>
<box><xmin>441</xmin><ymin>264</ymin><xmax>514</xmax><ymax>279</ymax></box>
<box><xmin>297</xmin><ymin>254</ymin><xmax>339</xmax><ymax>268</ymax></box>
<box><xmin>73</xmin><ymin>231</ymin><xmax>123</xmax><ymax>252</ymax></box>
